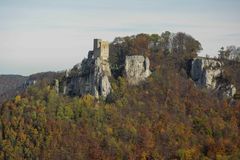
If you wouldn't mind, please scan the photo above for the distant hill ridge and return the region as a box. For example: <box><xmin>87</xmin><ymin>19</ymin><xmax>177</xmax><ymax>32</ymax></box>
<box><xmin>0</xmin><ymin>72</ymin><xmax>64</xmax><ymax>104</ymax></box>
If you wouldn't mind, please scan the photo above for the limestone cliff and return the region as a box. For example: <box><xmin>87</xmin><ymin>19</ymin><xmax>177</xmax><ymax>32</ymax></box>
<box><xmin>62</xmin><ymin>39</ymin><xmax>111</xmax><ymax>99</ymax></box>
<box><xmin>190</xmin><ymin>58</ymin><xmax>222</xmax><ymax>89</ymax></box>
<box><xmin>125</xmin><ymin>55</ymin><xmax>151</xmax><ymax>85</ymax></box>
<box><xmin>60</xmin><ymin>39</ymin><xmax>152</xmax><ymax>99</ymax></box>
<box><xmin>190</xmin><ymin>57</ymin><xmax>237</xmax><ymax>98</ymax></box>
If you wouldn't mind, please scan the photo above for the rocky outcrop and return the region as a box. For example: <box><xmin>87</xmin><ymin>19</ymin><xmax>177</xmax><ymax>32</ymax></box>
<box><xmin>59</xmin><ymin>39</ymin><xmax>152</xmax><ymax>99</ymax></box>
<box><xmin>217</xmin><ymin>83</ymin><xmax>237</xmax><ymax>98</ymax></box>
<box><xmin>125</xmin><ymin>55</ymin><xmax>151</xmax><ymax>85</ymax></box>
<box><xmin>190</xmin><ymin>57</ymin><xmax>237</xmax><ymax>98</ymax></box>
<box><xmin>62</xmin><ymin>39</ymin><xmax>111</xmax><ymax>99</ymax></box>
<box><xmin>54</xmin><ymin>79</ymin><xmax>59</xmax><ymax>94</ymax></box>
<box><xmin>190</xmin><ymin>58</ymin><xmax>222</xmax><ymax>89</ymax></box>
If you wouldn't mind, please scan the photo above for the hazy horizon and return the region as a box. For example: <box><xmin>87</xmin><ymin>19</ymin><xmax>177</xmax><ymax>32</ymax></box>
<box><xmin>1</xmin><ymin>0</ymin><xmax>240</xmax><ymax>76</ymax></box>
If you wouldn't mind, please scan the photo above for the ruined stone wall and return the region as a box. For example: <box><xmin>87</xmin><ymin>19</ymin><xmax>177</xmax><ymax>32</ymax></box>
<box><xmin>93</xmin><ymin>39</ymin><xmax>109</xmax><ymax>61</ymax></box>
<box><xmin>100</xmin><ymin>41</ymin><xmax>109</xmax><ymax>61</ymax></box>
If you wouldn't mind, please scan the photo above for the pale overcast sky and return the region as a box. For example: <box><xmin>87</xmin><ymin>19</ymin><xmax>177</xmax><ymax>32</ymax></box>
<box><xmin>0</xmin><ymin>0</ymin><xmax>240</xmax><ymax>75</ymax></box>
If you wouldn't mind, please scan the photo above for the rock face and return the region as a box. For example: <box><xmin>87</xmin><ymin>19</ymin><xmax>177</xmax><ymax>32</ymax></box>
<box><xmin>60</xmin><ymin>39</ymin><xmax>151</xmax><ymax>99</ymax></box>
<box><xmin>190</xmin><ymin>58</ymin><xmax>222</xmax><ymax>89</ymax></box>
<box><xmin>125</xmin><ymin>55</ymin><xmax>151</xmax><ymax>85</ymax></box>
<box><xmin>217</xmin><ymin>84</ymin><xmax>237</xmax><ymax>98</ymax></box>
<box><xmin>54</xmin><ymin>79</ymin><xmax>59</xmax><ymax>94</ymax></box>
<box><xmin>63</xmin><ymin>39</ymin><xmax>111</xmax><ymax>99</ymax></box>
<box><xmin>190</xmin><ymin>57</ymin><xmax>237</xmax><ymax>98</ymax></box>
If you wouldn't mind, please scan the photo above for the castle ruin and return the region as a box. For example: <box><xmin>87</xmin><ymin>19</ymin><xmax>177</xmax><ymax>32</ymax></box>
<box><xmin>60</xmin><ymin>39</ymin><xmax>151</xmax><ymax>99</ymax></box>
<box><xmin>88</xmin><ymin>39</ymin><xmax>111</xmax><ymax>76</ymax></box>
<box><xmin>62</xmin><ymin>39</ymin><xmax>111</xmax><ymax>99</ymax></box>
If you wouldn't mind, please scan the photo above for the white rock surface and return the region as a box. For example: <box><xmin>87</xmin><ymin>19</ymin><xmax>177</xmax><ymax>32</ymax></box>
<box><xmin>190</xmin><ymin>58</ymin><xmax>222</xmax><ymax>89</ymax></box>
<box><xmin>190</xmin><ymin>57</ymin><xmax>236</xmax><ymax>98</ymax></box>
<box><xmin>125</xmin><ymin>55</ymin><xmax>151</xmax><ymax>85</ymax></box>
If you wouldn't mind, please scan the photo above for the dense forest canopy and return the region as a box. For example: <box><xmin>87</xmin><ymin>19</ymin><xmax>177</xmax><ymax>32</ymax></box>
<box><xmin>109</xmin><ymin>32</ymin><xmax>202</xmax><ymax>78</ymax></box>
<box><xmin>0</xmin><ymin>32</ymin><xmax>240</xmax><ymax>160</ymax></box>
<box><xmin>0</xmin><ymin>75</ymin><xmax>28</xmax><ymax>105</ymax></box>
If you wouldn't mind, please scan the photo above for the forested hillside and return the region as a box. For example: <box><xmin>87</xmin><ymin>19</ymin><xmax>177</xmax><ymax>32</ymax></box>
<box><xmin>0</xmin><ymin>72</ymin><xmax>64</xmax><ymax>105</ymax></box>
<box><xmin>0</xmin><ymin>33</ymin><xmax>240</xmax><ymax>160</ymax></box>
<box><xmin>0</xmin><ymin>75</ymin><xmax>27</xmax><ymax>105</ymax></box>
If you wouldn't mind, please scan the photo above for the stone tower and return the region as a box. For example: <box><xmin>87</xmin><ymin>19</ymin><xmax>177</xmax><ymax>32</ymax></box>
<box><xmin>93</xmin><ymin>39</ymin><xmax>109</xmax><ymax>61</ymax></box>
<box><xmin>92</xmin><ymin>39</ymin><xmax>111</xmax><ymax>77</ymax></box>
